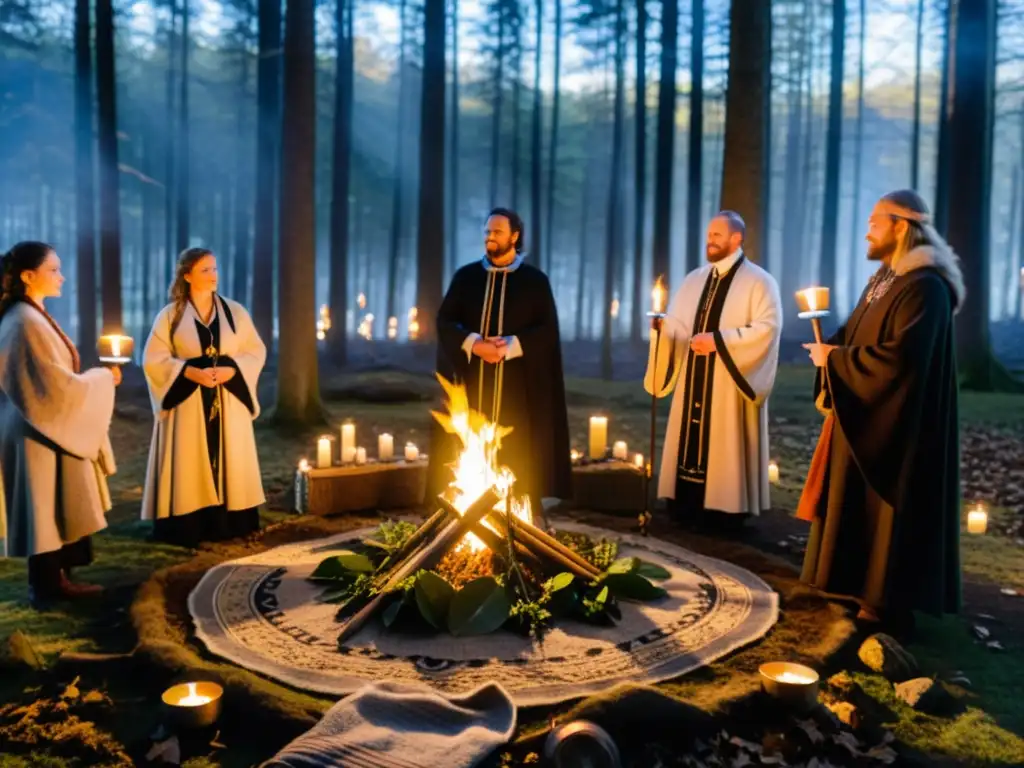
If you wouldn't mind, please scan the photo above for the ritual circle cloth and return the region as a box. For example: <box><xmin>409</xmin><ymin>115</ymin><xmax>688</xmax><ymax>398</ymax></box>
<box><xmin>188</xmin><ymin>521</ymin><xmax>779</xmax><ymax>706</ymax></box>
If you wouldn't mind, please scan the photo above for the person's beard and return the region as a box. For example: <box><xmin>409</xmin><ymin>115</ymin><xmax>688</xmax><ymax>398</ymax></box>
<box><xmin>486</xmin><ymin>241</ymin><xmax>516</xmax><ymax>262</ymax></box>
<box><xmin>866</xmin><ymin>237</ymin><xmax>896</xmax><ymax>262</ymax></box>
<box><xmin>706</xmin><ymin>244</ymin><xmax>728</xmax><ymax>263</ymax></box>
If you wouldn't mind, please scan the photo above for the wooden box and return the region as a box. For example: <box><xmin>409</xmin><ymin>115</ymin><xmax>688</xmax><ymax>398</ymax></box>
<box><xmin>570</xmin><ymin>461</ymin><xmax>648</xmax><ymax>514</ymax></box>
<box><xmin>302</xmin><ymin>460</ymin><xmax>428</xmax><ymax>517</ymax></box>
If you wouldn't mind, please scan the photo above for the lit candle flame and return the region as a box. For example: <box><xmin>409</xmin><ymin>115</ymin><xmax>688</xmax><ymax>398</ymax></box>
<box><xmin>176</xmin><ymin>682</ymin><xmax>213</xmax><ymax>707</ymax></box>
<box><xmin>357</xmin><ymin>292</ymin><xmax>367</xmax><ymax>309</ymax></box>
<box><xmin>773</xmin><ymin>671</ymin><xmax>816</xmax><ymax>685</ymax></box>
<box><xmin>800</xmin><ymin>288</ymin><xmax>818</xmax><ymax>312</ymax></box>
<box><xmin>298</xmin><ymin>458</ymin><xmax>310</xmax><ymax>472</ymax></box>
<box><xmin>610</xmin><ymin>298</ymin><xmax>620</xmax><ymax>318</ymax></box>
<box><xmin>652</xmin><ymin>277</ymin><xmax>666</xmax><ymax>314</ymax></box>
<box><xmin>408</xmin><ymin>307</ymin><xmax>420</xmax><ymax>340</ymax></box>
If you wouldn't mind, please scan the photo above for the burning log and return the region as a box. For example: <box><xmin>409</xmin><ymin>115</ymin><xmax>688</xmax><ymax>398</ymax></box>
<box><xmin>490</xmin><ymin>513</ymin><xmax>599</xmax><ymax>582</ymax></box>
<box><xmin>436</xmin><ymin>497</ymin><xmax>545</xmax><ymax>575</ymax></box>
<box><xmin>337</xmin><ymin>487</ymin><xmax>501</xmax><ymax>645</ymax></box>
<box><xmin>501</xmin><ymin>514</ymin><xmax>602</xmax><ymax>579</ymax></box>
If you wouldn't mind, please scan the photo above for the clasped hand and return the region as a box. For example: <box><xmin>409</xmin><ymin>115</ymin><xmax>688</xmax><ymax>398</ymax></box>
<box><xmin>472</xmin><ymin>337</ymin><xmax>508</xmax><ymax>364</ymax></box>
<box><xmin>689</xmin><ymin>332</ymin><xmax>716</xmax><ymax>355</ymax></box>
<box><xmin>187</xmin><ymin>365</ymin><xmax>237</xmax><ymax>388</ymax></box>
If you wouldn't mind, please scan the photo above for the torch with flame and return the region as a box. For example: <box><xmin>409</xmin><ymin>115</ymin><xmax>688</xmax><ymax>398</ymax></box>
<box><xmin>639</xmin><ymin>276</ymin><xmax>668</xmax><ymax>535</ymax></box>
<box><xmin>795</xmin><ymin>287</ymin><xmax>830</xmax><ymax>344</ymax></box>
<box><xmin>98</xmin><ymin>334</ymin><xmax>134</xmax><ymax>365</ymax></box>
<box><xmin>408</xmin><ymin>307</ymin><xmax>420</xmax><ymax>340</ymax></box>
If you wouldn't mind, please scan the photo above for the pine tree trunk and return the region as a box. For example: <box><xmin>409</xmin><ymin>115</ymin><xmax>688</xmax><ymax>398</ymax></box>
<box><xmin>530</xmin><ymin>0</ymin><xmax>543</xmax><ymax>266</ymax></box>
<box><xmin>233</xmin><ymin>27</ymin><xmax>253</xmax><ymax>304</ymax></box>
<box><xmin>95</xmin><ymin>0</ymin><xmax>122</xmax><ymax>333</ymax></box>
<box><xmin>651</xmin><ymin>0</ymin><xmax>677</xmax><ymax>284</ymax></box>
<box><xmin>601</xmin><ymin>0</ymin><xmax>626</xmax><ymax>380</ymax></box>
<box><xmin>74</xmin><ymin>0</ymin><xmax>97</xmax><ymax>353</ymax></box>
<box><xmin>416</xmin><ymin>0</ymin><xmax>447</xmax><ymax>343</ymax></box>
<box><xmin>329</xmin><ymin>0</ymin><xmax>354</xmax><ymax>362</ymax></box>
<box><xmin>819</xmin><ymin>0</ymin><xmax>844</xmax><ymax>294</ymax></box>
<box><xmin>253</xmin><ymin>0</ymin><xmax>282</xmax><ymax>353</ymax></box>
<box><xmin>719</xmin><ymin>0</ymin><xmax>771</xmax><ymax>265</ymax></box>
<box><xmin>543</xmin><ymin>0</ymin><xmax>561</xmax><ymax>274</ymax></box>
<box><xmin>847</xmin><ymin>0</ymin><xmax>866</xmax><ymax>313</ymax></box>
<box><xmin>910</xmin><ymin>0</ymin><xmax>925</xmax><ymax>190</ymax></box>
<box><xmin>447</xmin><ymin>0</ymin><xmax>460</xmax><ymax>279</ymax></box>
<box><xmin>684</xmin><ymin>0</ymin><xmax>704</xmax><ymax>275</ymax></box>
<box><xmin>489</xmin><ymin>11</ymin><xmax>506</xmax><ymax>208</ymax></box>
<box><xmin>164</xmin><ymin>0</ymin><xmax>178</xmax><ymax>283</ymax></box>
<box><xmin>275</xmin><ymin>0</ymin><xmax>324</xmax><ymax>422</ymax></box>
<box><xmin>946</xmin><ymin>0</ymin><xmax>998</xmax><ymax>389</ymax></box>
<box><xmin>386</xmin><ymin>0</ymin><xmax>408</xmax><ymax>324</ymax></box>
<box><xmin>511</xmin><ymin>27</ymin><xmax>522</xmax><ymax>211</ymax></box>
<box><xmin>933</xmin><ymin>0</ymin><xmax>955</xmax><ymax>235</ymax></box>
<box><xmin>630</xmin><ymin>0</ymin><xmax>646</xmax><ymax>341</ymax></box>
<box><xmin>141</xmin><ymin>125</ymin><xmax>153</xmax><ymax>327</ymax></box>
<box><xmin>176</xmin><ymin>0</ymin><xmax>191</xmax><ymax>251</ymax></box>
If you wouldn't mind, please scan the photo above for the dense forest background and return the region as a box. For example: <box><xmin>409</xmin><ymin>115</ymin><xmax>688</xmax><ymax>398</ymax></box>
<box><xmin>1</xmin><ymin>0</ymin><xmax>1023</xmax><ymax>417</ymax></box>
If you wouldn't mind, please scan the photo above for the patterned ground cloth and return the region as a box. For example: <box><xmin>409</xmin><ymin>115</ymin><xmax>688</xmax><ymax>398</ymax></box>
<box><xmin>189</xmin><ymin>521</ymin><xmax>779</xmax><ymax>706</ymax></box>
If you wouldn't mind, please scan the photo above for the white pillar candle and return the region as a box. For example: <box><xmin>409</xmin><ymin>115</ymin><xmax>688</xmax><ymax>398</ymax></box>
<box><xmin>768</xmin><ymin>461</ymin><xmax>780</xmax><ymax>484</ymax></box>
<box><xmin>588</xmin><ymin>417</ymin><xmax>608</xmax><ymax>460</ymax></box>
<box><xmin>317</xmin><ymin>437</ymin><xmax>332</xmax><ymax>469</ymax></box>
<box><xmin>341</xmin><ymin>422</ymin><xmax>356</xmax><ymax>463</ymax></box>
<box><xmin>355</xmin><ymin>447</ymin><xmax>367</xmax><ymax>465</ymax></box>
<box><xmin>613</xmin><ymin>441</ymin><xmax>628</xmax><ymax>460</ymax></box>
<box><xmin>378</xmin><ymin>433</ymin><xmax>394</xmax><ymax>461</ymax></box>
<box><xmin>967</xmin><ymin>505</ymin><xmax>988</xmax><ymax>534</ymax></box>
<box><xmin>405</xmin><ymin>442</ymin><xmax>419</xmax><ymax>462</ymax></box>
<box><xmin>634</xmin><ymin>453</ymin><xmax>644</xmax><ymax>469</ymax></box>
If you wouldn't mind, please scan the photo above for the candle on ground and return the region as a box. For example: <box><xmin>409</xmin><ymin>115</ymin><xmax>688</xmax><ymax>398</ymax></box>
<box><xmin>588</xmin><ymin>417</ymin><xmax>608</xmax><ymax>460</ymax></box>
<box><xmin>967</xmin><ymin>504</ymin><xmax>988</xmax><ymax>534</ymax></box>
<box><xmin>317</xmin><ymin>437</ymin><xmax>332</xmax><ymax>469</ymax></box>
<box><xmin>634</xmin><ymin>453</ymin><xmax>644</xmax><ymax>469</ymax></box>
<box><xmin>378</xmin><ymin>433</ymin><xmax>394</xmax><ymax>460</ymax></box>
<box><xmin>613</xmin><ymin>441</ymin><xmax>627</xmax><ymax>460</ymax></box>
<box><xmin>175</xmin><ymin>682</ymin><xmax>213</xmax><ymax>707</ymax></box>
<box><xmin>405</xmin><ymin>442</ymin><xmax>419</xmax><ymax>462</ymax></box>
<box><xmin>768</xmin><ymin>461</ymin><xmax>780</xmax><ymax>484</ymax></box>
<box><xmin>341</xmin><ymin>423</ymin><xmax>356</xmax><ymax>463</ymax></box>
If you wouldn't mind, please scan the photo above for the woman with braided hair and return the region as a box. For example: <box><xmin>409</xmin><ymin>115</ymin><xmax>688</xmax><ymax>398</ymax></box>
<box><xmin>141</xmin><ymin>247</ymin><xmax>266</xmax><ymax>547</ymax></box>
<box><xmin>0</xmin><ymin>241</ymin><xmax>121</xmax><ymax>608</ymax></box>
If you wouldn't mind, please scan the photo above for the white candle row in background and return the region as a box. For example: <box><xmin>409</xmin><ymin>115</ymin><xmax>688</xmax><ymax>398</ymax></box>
<box><xmin>314</xmin><ymin>423</ymin><xmax>420</xmax><ymax>469</ymax></box>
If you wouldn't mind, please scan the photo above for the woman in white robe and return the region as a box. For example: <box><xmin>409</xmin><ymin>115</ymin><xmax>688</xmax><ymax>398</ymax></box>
<box><xmin>0</xmin><ymin>241</ymin><xmax>121</xmax><ymax>607</ymax></box>
<box><xmin>142</xmin><ymin>247</ymin><xmax>266</xmax><ymax>547</ymax></box>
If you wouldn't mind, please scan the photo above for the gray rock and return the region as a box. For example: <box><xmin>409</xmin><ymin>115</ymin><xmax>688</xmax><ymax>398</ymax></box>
<box><xmin>894</xmin><ymin>678</ymin><xmax>959</xmax><ymax>715</ymax></box>
<box><xmin>857</xmin><ymin>633</ymin><xmax>919</xmax><ymax>682</ymax></box>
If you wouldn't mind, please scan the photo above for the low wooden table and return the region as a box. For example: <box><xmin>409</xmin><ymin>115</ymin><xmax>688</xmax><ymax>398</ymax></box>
<box><xmin>570</xmin><ymin>460</ymin><xmax>648</xmax><ymax>514</ymax></box>
<box><xmin>298</xmin><ymin>460</ymin><xmax>428</xmax><ymax>517</ymax></box>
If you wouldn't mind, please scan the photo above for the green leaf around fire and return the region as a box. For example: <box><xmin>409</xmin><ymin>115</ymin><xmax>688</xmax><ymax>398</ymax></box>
<box><xmin>635</xmin><ymin>560</ymin><xmax>671</xmax><ymax>580</ymax></box>
<box><xmin>607</xmin><ymin>556</ymin><xmax>640</xmax><ymax>575</ymax></box>
<box><xmin>603</xmin><ymin>572</ymin><xmax>668</xmax><ymax>601</ymax></box>
<box><xmin>415</xmin><ymin>571</ymin><xmax>456</xmax><ymax>629</ymax></box>
<box><xmin>310</xmin><ymin>550</ymin><xmax>376</xmax><ymax>580</ymax></box>
<box><xmin>448</xmin><ymin>577</ymin><xmax>512</xmax><ymax>636</ymax></box>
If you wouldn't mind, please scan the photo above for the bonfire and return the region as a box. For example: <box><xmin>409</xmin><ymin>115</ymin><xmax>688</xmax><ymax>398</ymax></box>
<box><xmin>311</xmin><ymin>375</ymin><xmax>669</xmax><ymax>641</ymax></box>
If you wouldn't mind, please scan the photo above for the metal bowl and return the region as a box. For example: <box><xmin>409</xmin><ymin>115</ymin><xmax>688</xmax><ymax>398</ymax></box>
<box><xmin>759</xmin><ymin>661</ymin><xmax>820</xmax><ymax>712</ymax></box>
<box><xmin>543</xmin><ymin>720</ymin><xmax>622</xmax><ymax>768</ymax></box>
<box><xmin>161</xmin><ymin>681</ymin><xmax>224</xmax><ymax>729</ymax></box>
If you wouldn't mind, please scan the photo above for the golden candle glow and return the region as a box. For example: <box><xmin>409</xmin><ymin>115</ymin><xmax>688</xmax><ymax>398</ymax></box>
<box><xmin>378</xmin><ymin>433</ymin><xmax>394</xmax><ymax>460</ymax></box>
<box><xmin>610</xmin><ymin>298</ymin><xmax>620</xmax><ymax>318</ymax></box>
<box><xmin>357</xmin><ymin>313</ymin><xmax>374</xmax><ymax>340</ymax></box>
<box><xmin>357</xmin><ymin>292</ymin><xmax>367</xmax><ymax>309</ymax></box>
<box><xmin>175</xmin><ymin>682</ymin><xmax>213</xmax><ymax>707</ymax></box>
<box><xmin>588</xmin><ymin>416</ymin><xmax>608</xmax><ymax>460</ymax></box>
<box><xmin>319</xmin><ymin>304</ymin><xmax>332</xmax><ymax>331</ymax></box>
<box><xmin>634</xmin><ymin>453</ymin><xmax>644</xmax><ymax>469</ymax></box>
<box><xmin>967</xmin><ymin>504</ymin><xmax>988</xmax><ymax>535</ymax></box>
<box><xmin>98</xmin><ymin>334</ymin><xmax>134</xmax><ymax>363</ymax></box>
<box><xmin>355</xmin><ymin>447</ymin><xmax>367</xmax><ymax>465</ymax></box>
<box><xmin>570</xmin><ymin>448</ymin><xmax>581</xmax><ymax>462</ymax></box>
<box><xmin>341</xmin><ymin>422</ymin><xmax>356</xmax><ymax>463</ymax></box>
<box><xmin>298</xmin><ymin>458</ymin><xmax>310</xmax><ymax>473</ymax></box>
<box><xmin>795</xmin><ymin>286</ymin><xmax>831</xmax><ymax>314</ymax></box>
<box><xmin>408</xmin><ymin>307</ymin><xmax>420</xmax><ymax>340</ymax></box>
<box><xmin>404</xmin><ymin>442</ymin><xmax>419</xmax><ymax>462</ymax></box>
<box><xmin>773</xmin><ymin>670</ymin><xmax>817</xmax><ymax>685</ymax></box>
<box><xmin>768</xmin><ymin>461</ymin><xmax>780</xmax><ymax>484</ymax></box>
<box><xmin>613</xmin><ymin>440</ymin><xmax>627</xmax><ymax>460</ymax></box>
<box><xmin>651</xmin><ymin>277</ymin><xmax>666</xmax><ymax>314</ymax></box>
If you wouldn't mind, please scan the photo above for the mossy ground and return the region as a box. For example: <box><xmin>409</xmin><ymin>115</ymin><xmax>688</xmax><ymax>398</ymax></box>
<box><xmin>2</xmin><ymin>366</ymin><xmax>1023</xmax><ymax>766</ymax></box>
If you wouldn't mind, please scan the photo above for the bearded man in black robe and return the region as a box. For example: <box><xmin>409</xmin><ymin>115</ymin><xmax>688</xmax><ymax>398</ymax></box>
<box><xmin>427</xmin><ymin>208</ymin><xmax>571</xmax><ymax>524</ymax></box>
<box><xmin>798</xmin><ymin>189</ymin><xmax>964</xmax><ymax>632</ymax></box>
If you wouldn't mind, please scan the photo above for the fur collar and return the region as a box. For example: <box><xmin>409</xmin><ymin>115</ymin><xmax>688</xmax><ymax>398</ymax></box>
<box><xmin>481</xmin><ymin>253</ymin><xmax>525</xmax><ymax>272</ymax></box>
<box><xmin>891</xmin><ymin>244</ymin><xmax>966</xmax><ymax>312</ymax></box>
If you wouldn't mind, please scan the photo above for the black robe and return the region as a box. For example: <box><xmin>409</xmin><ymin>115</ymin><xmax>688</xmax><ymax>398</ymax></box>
<box><xmin>153</xmin><ymin>304</ymin><xmax>259</xmax><ymax>547</ymax></box>
<box><xmin>427</xmin><ymin>258</ymin><xmax>571</xmax><ymax>506</ymax></box>
<box><xmin>800</xmin><ymin>259</ymin><xmax>962</xmax><ymax>616</ymax></box>
<box><xmin>672</xmin><ymin>256</ymin><xmax>746</xmax><ymax>520</ymax></box>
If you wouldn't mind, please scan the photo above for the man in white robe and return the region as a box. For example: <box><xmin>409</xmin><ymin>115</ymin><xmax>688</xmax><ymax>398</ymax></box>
<box><xmin>644</xmin><ymin>211</ymin><xmax>782</xmax><ymax>531</ymax></box>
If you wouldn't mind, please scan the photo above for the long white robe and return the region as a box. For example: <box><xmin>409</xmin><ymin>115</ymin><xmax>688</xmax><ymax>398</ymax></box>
<box><xmin>644</xmin><ymin>256</ymin><xmax>782</xmax><ymax>515</ymax></box>
<box><xmin>0</xmin><ymin>303</ymin><xmax>117</xmax><ymax>557</ymax></box>
<box><xmin>142</xmin><ymin>296</ymin><xmax>266</xmax><ymax>521</ymax></box>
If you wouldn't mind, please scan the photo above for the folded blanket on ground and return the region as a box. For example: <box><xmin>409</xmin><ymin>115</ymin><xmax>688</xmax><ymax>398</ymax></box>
<box><xmin>262</xmin><ymin>682</ymin><xmax>517</xmax><ymax>768</ymax></box>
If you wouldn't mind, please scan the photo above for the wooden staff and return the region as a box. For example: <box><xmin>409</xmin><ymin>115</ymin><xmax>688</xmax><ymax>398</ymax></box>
<box><xmin>337</xmin><ymin>487</ymin><xmax>501</xmax><ymax>645</ymax></box>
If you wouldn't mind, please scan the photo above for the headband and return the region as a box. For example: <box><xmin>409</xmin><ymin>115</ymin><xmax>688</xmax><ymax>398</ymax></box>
<box><xmin>876</xmin><ymin>199</ymin><xmax>931</xmax><ymax>224</ymax></box>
